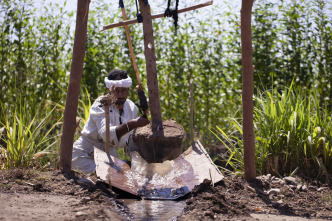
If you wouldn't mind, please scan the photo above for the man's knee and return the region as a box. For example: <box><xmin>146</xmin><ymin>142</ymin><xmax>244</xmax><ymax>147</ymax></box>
<box><xmin>72</xmin><ymin>157</ymin><xmax>96</xmax><ymax>175</ymax></box>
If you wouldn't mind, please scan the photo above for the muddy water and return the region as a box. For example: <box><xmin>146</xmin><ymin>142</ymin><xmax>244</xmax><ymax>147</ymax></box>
<box><xmin>121</xmin><ymin>199</ymin><xmax>186</xmax><ymax>220</ymax></box>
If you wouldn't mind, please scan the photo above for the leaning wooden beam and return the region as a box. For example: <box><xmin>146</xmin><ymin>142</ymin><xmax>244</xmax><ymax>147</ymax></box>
<box><xmin>120</xmin><ymin>7</ymin><xmax>143</xmax><ymax>88</ymax></box>
<box><xmin>60</xmin><ymin>0</ymin><xmax>90</xmax><ymax>173</ymax></box>
<box><xmin>102</xmin><ymin>0</ymin><xmax>213</xmax><ymax>31</ymax></box>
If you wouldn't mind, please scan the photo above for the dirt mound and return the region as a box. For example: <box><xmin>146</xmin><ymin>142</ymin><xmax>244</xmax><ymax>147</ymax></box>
<box><xmin>180</xmin><ymin>179</ymin><xmax>248</xmax><ymax>220</ymax></box>
<box><xmin>178</xmin><ymin>174</ymin><xmax>332</xmax><ymax>220</ymax></box>
<box><xmin>0</xmin><ymin>169</ymin><xmax>132</xmax><ymax>221</ymax></box>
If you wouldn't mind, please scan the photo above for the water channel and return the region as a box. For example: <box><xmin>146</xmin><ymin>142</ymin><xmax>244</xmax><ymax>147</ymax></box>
<box><xmin>108</xmin><ymin>149</ymin><xmax>197</xmax><ymax>220</ymax></box>
<box><xmin>120</xmin><ymin>199</ymin><xmax>186</xmax><ymax>220</ymax></box>
<box><xmin>116</xmin><ymin>154</ymin><xmax>188</xmax><ymax>220</ymax></box>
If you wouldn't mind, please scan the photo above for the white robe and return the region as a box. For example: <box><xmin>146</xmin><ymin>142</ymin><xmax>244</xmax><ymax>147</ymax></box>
<box><xmin>72</xmin><ymin>96</ymin><xmax>138</xmax><ymax>174</ymax></box>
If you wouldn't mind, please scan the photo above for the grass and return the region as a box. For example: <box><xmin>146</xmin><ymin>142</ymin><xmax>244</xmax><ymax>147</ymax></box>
<box><xmin>213</xmin><ymin>84</ymin><xmax>332</xmax><ymax>180</ymax></box>
<box><xmin>0</xmin><ymin>100</ymin><xmax>62</xmax><ymax>170</ymax></box>
<box><xmin>210</xmin><ymin>123</ymin><xmax>244</xmax><ymax>174</ymax></box>
<box><xmin>0</xmin><ymin>183</ymin><xmax>9</xmax><ymax>188</ymax></box>
<box><xmin>321</xmin><ymin>195</ymin><xmax>332</xmax><ymax>205</ymax></box>
<box><xmin>78</xmin><ymin>87</ymin><xmax>92</xmax><ymax>129</ymax></box>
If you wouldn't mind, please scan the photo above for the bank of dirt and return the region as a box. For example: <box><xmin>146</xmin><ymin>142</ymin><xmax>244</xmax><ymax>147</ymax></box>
<box><xmin>0</xmin><ymin>169</ymin><xmax>132</xmax><ymax>221</ymax></box>
<box><xmin>1</xmin><ymin>169</ymin><xmax>332</xmax><ymax>220</ymax></box>
<box><xmin>177</xmin><ymin>174</ymin><xmax>332</xmax><ymax>220</ymax></box>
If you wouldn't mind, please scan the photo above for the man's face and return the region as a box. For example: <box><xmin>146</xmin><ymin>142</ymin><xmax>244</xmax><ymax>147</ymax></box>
<box><xmin>111</xmin><ymin>87</ymin><xmax>129</xmax><ymax>107</ymax></box>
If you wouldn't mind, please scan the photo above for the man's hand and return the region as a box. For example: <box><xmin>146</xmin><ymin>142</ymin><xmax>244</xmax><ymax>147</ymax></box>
<box><xmin>133</xmin><ymin>116</ymin><xmax>150</xmax><ymax>128</ymax></box>
<box><xmin>115</xmin><ymin>116</ymin><xmax>150</xmax><ymax>140</ymax></box>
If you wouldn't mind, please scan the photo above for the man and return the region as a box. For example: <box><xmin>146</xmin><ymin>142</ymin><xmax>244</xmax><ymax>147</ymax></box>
<box><xmin>72</xmin><ymin>69</ymin><xmax>149</xmax><ymax>174</ymax></box>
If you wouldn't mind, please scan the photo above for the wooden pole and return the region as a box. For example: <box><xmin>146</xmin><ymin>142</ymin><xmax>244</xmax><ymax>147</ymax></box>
<box><xmin>120</xmin><ymin>8</ymin><xmax>143</xmax><ymax>89</ymax></box>
<box><xmin>103</xmin><ymin>0</ymin><xmax>213</xmax><ymax>31</ymax></box>
<box><xmin>60</xmin><ymin>0</ymin><xmax>90</xmax><ymax>173</ymax></box>
<box><xmin>138</xmin><ymin>0</ymin><xmax>163</xmax><ymax>132</ymax></box>
<box><xmin>190</xmin><ymin>77</ymin><xmax>195</xmax><ymax>145</ymax></box>
<box><xmin>241</xmin><ymin>0</ymin><xmax>256</xmax><ymax>180</ymax></box>
<box><xmin>105</xmin><ymin>105</ymin><xmax>110</xmax><ymax>155</ymax></box>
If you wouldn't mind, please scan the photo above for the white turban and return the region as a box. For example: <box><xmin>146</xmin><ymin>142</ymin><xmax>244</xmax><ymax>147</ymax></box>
<box><xmin>104</xmin><ymin>76</ymin><xmax>132</xmax><ymax>88</ymax></box>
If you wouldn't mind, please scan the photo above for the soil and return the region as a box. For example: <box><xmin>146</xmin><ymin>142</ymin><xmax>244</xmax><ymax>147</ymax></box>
<box><xmin>1</xmin><ymin>169</ymin><xmax>331</xmax><ymax>220</ymax></box>
<box><xmin>177</xmin><ymin>174</ymin><xmax>332</xmax><ymax>221</ymax></box>
<box><xmin>0</xmin><ymin>169</ymin><xmax>133</xmax><ymax>221</ymax></box>
<box><xmin>132</xmin><ymin>120</ymin><xmax>184</xmax><ymax>163</ymax></box>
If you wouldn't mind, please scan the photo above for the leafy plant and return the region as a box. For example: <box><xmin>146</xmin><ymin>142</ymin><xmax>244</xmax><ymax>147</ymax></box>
<box><xmin>210</xmin><ymin>123</ymin><xmax>244</xmax><ymax>174</ymax></box>
<box><xmin>213</xmin><ymin>84</ymin><xmax>331</xmax><ymax>179</ymax></box>
<box><xmin>0</xmin><ymin>101</ymin><xmax>62</xmax><ymax>169</ymax></box>
<box><xmin>77</xmin><ymin>87</ymin><xmax>92</xmax><ymax>130</ymax></box>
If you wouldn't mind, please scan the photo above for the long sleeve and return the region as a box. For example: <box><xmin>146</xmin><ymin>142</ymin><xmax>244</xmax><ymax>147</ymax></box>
<box><xmin>92</xmin><ymin>107</ymin><xmax>119</xmax><ymax>146</ymax></box>
<box><xmin>81</xmin><ymin>96</ymin><xmax>138</xmax><ymax>148</ymax></box>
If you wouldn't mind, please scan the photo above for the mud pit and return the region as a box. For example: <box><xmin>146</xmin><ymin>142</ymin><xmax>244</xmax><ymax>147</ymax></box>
<box><xmin>132</xmin><ymin>119</ymin><xmax>184</xmax><ymax>163</ymax></box>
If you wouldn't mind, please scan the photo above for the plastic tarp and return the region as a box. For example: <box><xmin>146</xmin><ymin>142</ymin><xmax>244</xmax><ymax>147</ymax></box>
<box><xmin>95</xmin><ymin>140</ymin><xmax>223</xmax><ymax>199</ymax></box>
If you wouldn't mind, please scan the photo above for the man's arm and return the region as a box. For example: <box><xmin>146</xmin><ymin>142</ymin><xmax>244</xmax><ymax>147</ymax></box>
<box><xmin>115</xmin><ymin>116</ymin><xmax>149</xmax><ymax>140</ymax></box>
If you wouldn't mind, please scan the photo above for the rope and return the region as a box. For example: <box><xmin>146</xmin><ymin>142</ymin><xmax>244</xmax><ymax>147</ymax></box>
<box><xmin>136</xmin><ymin>89</ymin><xmax>149</xmax><ymax>117</ymax></box>
<box><xmin>135</xmin><ymin>0</ymin><xmax>143</xmax><ymax>23</ymax></box>
<box><xmin>164</xmin><ymin>0</ymin><xmax>172</xmax><ymax>17</ymax></box>
<box><xmin>119</xmin><ymin>0</ymin><xmax>124</xmax><ymax>8</ymax></box>
<box><xmin>174</xmin><ymin>0</ymin><xmax>179</xmax><ymax>28</ymax></box>
<box><xmin>164</xmin><ymin>0</ymin><xmax>180</xmax><ymax>28</ymax></box>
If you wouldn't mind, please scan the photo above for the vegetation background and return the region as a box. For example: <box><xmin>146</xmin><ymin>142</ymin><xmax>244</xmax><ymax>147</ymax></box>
<box><xmin>0</xmin><ymin>0</ymin><xmax>331</xmax><ymax>181</ymax></box>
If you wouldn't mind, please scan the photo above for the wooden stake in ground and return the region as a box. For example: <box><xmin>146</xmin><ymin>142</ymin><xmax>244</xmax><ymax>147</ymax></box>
<box><xmin>190</xmin><ymin>77</ymin><xmax>195</xmax><ymax>145</ymax></box>
<box><xmin>60</xmin><ymin>0</ymin><xmax>90</xmax><ymax>173</ymax></box>
<box><xmin>138</xmin><ymin>0</ymin><xmax>163</xmax><ymax>132</ymax></box>
<box><xmin>241</xmin><ymin>0</ymin><xmax>256</xmax><ymax>180</ymax></box>
<box><xmin>105</xmin><ymin>105</ymin><xmax>110</xmax><ymax>155</ymax></box>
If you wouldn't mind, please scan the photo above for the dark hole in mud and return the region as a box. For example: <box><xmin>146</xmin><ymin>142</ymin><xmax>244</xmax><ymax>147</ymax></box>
<box><xmin>132</xmin><ymin>120</ymin><xmax>184</xmax><ymax>163</ymax></box>
<box><xmin>112</xmin><ymin>186</ymin><xmax>140</xmax><ymax>199</ymax></box>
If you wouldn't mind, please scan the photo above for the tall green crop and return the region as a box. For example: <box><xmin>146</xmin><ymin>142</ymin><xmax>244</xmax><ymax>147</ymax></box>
<box><xmin>213</xmin><ymin>84</ymin><xmax>331</xmax><ymax>179</ymax></box>
<box><xmin>0</xmin><ymin>100</ymin><xmax>62</xmax><ymax>169</ymax></box>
